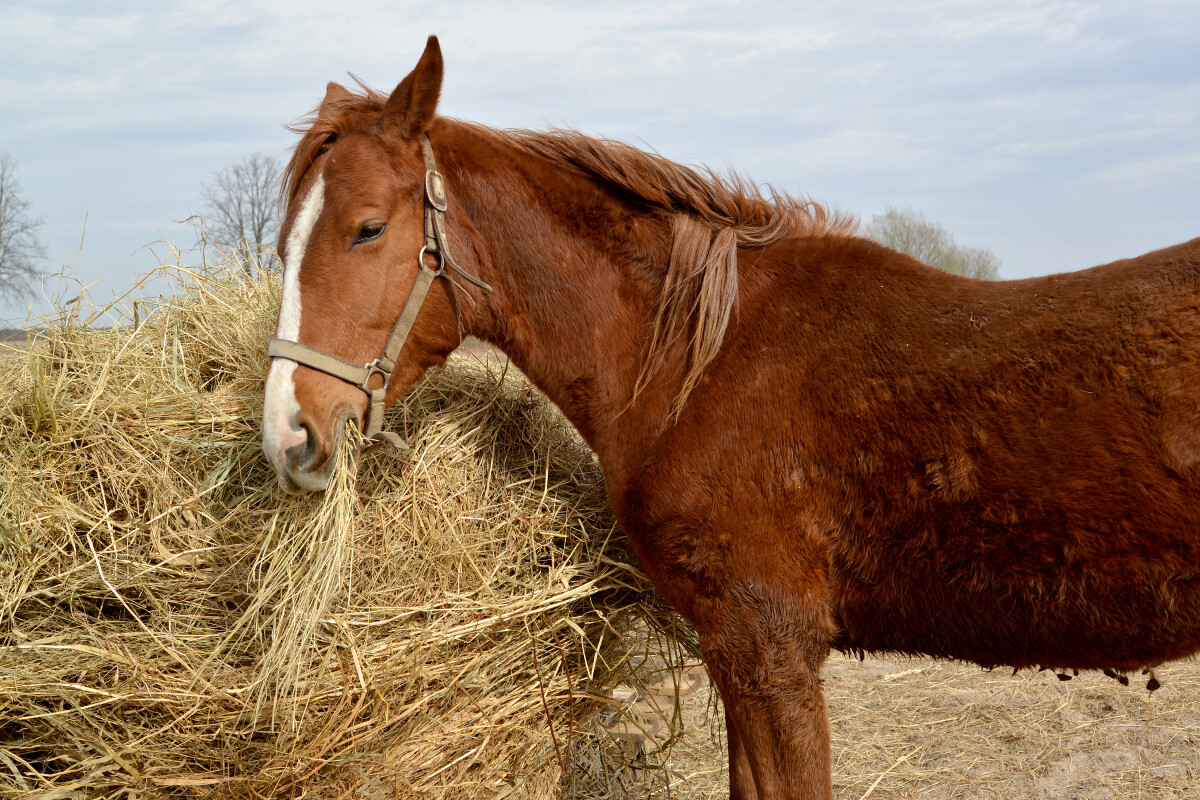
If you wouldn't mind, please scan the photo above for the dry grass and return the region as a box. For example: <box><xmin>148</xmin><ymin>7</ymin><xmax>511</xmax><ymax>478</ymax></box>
<box><xmin>0</xmin><ymin>255</ymin><xmax>697</xmax><ymax>799</ymax></box>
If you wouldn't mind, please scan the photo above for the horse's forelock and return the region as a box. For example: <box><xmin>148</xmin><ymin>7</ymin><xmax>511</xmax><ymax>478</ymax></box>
<box><xmin>282</xmin><ymin>82</ymin><xmax>389</xmax><ymax>207</ymax></box>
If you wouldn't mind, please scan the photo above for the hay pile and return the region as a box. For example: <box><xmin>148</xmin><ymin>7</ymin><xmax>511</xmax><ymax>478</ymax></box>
<box><xmin>0</xmin><ymin>257</ymin><xmax>698</xmax><ymax>799</ymax></box>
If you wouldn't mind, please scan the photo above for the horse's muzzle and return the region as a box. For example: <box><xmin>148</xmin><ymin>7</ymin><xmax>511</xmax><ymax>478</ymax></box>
<box><xmin>268</xmin><ymin>409</ymin><xmax>359</xmax><ymax>494</ymax></box>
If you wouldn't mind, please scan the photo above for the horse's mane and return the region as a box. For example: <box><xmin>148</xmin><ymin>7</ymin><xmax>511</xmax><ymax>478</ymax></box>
<box><xmin>486</xmin><ymin>127</ymin><xmax>857</xmax><ymax>411</ymax></box>
<box><xmin>284</xmin><ymin>84</ymin><xmax>856</xmax><ymax>415</ymax></box>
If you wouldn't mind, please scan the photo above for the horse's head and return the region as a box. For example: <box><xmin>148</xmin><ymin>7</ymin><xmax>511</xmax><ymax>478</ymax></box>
<box><xmin>263</xmin><ymin>36</ymin><xmax>476</xmax><ymax>493</ymax></box>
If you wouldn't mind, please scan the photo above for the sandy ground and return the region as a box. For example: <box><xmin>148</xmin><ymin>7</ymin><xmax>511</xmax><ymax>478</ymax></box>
<box><xmin>620</xmin><ymin>654</ymin><xmax>1200</xmax><ymax>799</ymax></box>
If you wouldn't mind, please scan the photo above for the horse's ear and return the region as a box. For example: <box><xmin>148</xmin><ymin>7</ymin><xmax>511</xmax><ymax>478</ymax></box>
<box><xmin>379</xmin><ymin>36</ymin><xmax>443</xmax><ymax>141</ymax></box>
<box><xmin>320</xmin><ymin>82</ymin><xmax>355</xmax><ymax>114</ymax></box>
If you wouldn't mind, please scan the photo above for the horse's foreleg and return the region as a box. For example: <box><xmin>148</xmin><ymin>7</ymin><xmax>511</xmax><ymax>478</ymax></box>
<box><xmin>723</xmin><ymin>698</ymin><xmax>759</xmax><ymax>799</ymax></box>
<box><xmin>700</xmin><ymin>582</ymin><xmax>833</xmax><ymax>800</ymax></box>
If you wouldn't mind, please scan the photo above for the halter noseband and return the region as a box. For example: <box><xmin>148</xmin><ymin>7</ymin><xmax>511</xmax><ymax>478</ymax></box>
<box><xmin>268</xmin><ymin>133</ymin><xmax>492</xmax><ymax>450</ymax></box>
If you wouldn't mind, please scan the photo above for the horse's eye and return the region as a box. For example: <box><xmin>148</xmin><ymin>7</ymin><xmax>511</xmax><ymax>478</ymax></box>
<box><xmin>354</xmin><ymin>224</ymin><xmax>386</xmax><ymax>245</ymax></box>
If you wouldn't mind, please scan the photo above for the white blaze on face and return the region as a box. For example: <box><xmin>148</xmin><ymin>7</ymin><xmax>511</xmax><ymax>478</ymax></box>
<box><xmin>263</xmin><ymin>175</ymin><xmax>325</xmax><ymax>472</ymax></box>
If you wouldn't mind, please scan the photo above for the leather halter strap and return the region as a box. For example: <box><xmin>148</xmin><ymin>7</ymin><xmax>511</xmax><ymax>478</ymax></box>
<box><xmin>268</xmin><ymin>133</ymin><xmax>491</xmax><ymax>450</ymax></box>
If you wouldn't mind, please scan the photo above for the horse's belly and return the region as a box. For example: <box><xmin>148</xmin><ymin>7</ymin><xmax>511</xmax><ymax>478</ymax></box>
<box><xmin>829</xmin><ymin>557</ymin><xmax>1200</xmax><ymax>671</ymax></box>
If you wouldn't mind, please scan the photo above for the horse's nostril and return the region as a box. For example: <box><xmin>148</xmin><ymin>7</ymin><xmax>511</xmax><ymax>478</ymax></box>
<box><xmin>278</xmin><ymin>418</ymin><xmax>337</xmax><ymax>493</ymax></box>
<box><xmin>288</xmin><ymin>421</ymin><xmax>321</xmax><ymax>471</ymax></box>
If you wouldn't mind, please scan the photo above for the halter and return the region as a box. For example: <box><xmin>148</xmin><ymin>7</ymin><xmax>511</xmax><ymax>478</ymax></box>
<box><xmin>268</xmin><ymin>133</ymin><xmax>492</xmax><ymax>450</ymax></box>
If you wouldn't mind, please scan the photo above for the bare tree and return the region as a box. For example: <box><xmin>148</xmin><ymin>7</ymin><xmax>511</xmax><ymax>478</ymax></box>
<box><xmin>202</xmin><ymin>153</ymin><xmax>283</xmax><ymax>273</ymax></box>
<box><xmin>865</xmin><ymin>207</ymin><xmax>1000</xmax><ymax>280</ymax></box>
<box><xmin>0</xmin><ymin>153</ymin><xmax>46</xmax><ymax>302</ymax></box>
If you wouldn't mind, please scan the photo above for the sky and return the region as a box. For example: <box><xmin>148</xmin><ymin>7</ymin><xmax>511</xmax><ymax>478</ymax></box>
<box><xmin>1</xmin><ymin>0</ymin><xmax>1197</xmax><ymax>321</ymax></box>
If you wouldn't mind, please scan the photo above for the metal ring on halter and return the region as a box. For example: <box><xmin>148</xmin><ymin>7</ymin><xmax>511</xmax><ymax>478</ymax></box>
<box><xmin>359</xmin><ymin>359</ymin><xmax>391</xmax><ymax>392</ymax></box>
<box><xmin>418</xmin><ymin>245</ymin><xmax>445</xmax><ymax>276</ymax></box>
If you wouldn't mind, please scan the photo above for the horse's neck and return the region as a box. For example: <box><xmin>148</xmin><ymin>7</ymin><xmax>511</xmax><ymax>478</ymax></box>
<box><xmin>441</xmin><ymin>124</ymin><xmax>675</xmax><ymax>480</ymax></box>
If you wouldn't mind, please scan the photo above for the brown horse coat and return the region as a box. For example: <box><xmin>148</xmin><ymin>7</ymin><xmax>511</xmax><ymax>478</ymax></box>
<box><xmin>263</xmin><ymin>37</ymin><xmax>1200</xmax><ymax>799</ymax></box>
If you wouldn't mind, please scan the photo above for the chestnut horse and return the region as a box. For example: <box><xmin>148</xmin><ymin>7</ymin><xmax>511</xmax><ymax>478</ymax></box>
<box><xmin>262</xmin><ymin>37</ymin><xmax>1200</xmax><ymax>799</ymax></box>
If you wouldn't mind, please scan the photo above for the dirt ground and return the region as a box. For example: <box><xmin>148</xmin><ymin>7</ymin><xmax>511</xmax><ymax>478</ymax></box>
<box><xmin>632</xmin><ymin>654</ymin><xmax>1200</xmax><ymax>799</ymax></box>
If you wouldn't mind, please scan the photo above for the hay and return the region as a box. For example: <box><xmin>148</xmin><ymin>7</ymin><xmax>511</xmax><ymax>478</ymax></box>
<box><xmin>0</xmin><ymin>252</ymin><xmax>699</xmax><ymax>799</ymax></box>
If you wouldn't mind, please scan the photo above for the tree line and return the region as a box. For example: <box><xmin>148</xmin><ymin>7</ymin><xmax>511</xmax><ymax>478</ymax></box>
<box><xmin>864</xmin><ymin>207</ymin><xmax>1000</xmax><ymax>279</ymax></box>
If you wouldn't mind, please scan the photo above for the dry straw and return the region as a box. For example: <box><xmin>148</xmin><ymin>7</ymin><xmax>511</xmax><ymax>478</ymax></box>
<box><xmin>0</xmin><ymin>249</ymin><xmax>700</xmax><ymax>799</ymax></box>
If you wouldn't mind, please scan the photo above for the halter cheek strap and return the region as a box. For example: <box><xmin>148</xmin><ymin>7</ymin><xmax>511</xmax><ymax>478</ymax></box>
<box><xmin>268</xmin><ymin>133</ymin><xmax>492</xmax><ymax>450</ymax></box>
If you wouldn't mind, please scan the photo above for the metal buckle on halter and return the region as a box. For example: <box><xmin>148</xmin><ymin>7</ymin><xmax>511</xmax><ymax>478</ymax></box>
<box><xmin>425</xmin><ymin>169</ymin><xmax>448</xmax><ymax>212</ymax></box>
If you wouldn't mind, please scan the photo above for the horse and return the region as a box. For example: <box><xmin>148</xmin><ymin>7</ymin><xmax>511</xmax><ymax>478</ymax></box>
<box><xmin>261</xmin><ymin>36</ymin><xmax>1200</xmax><ymax>800</ymax></box>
